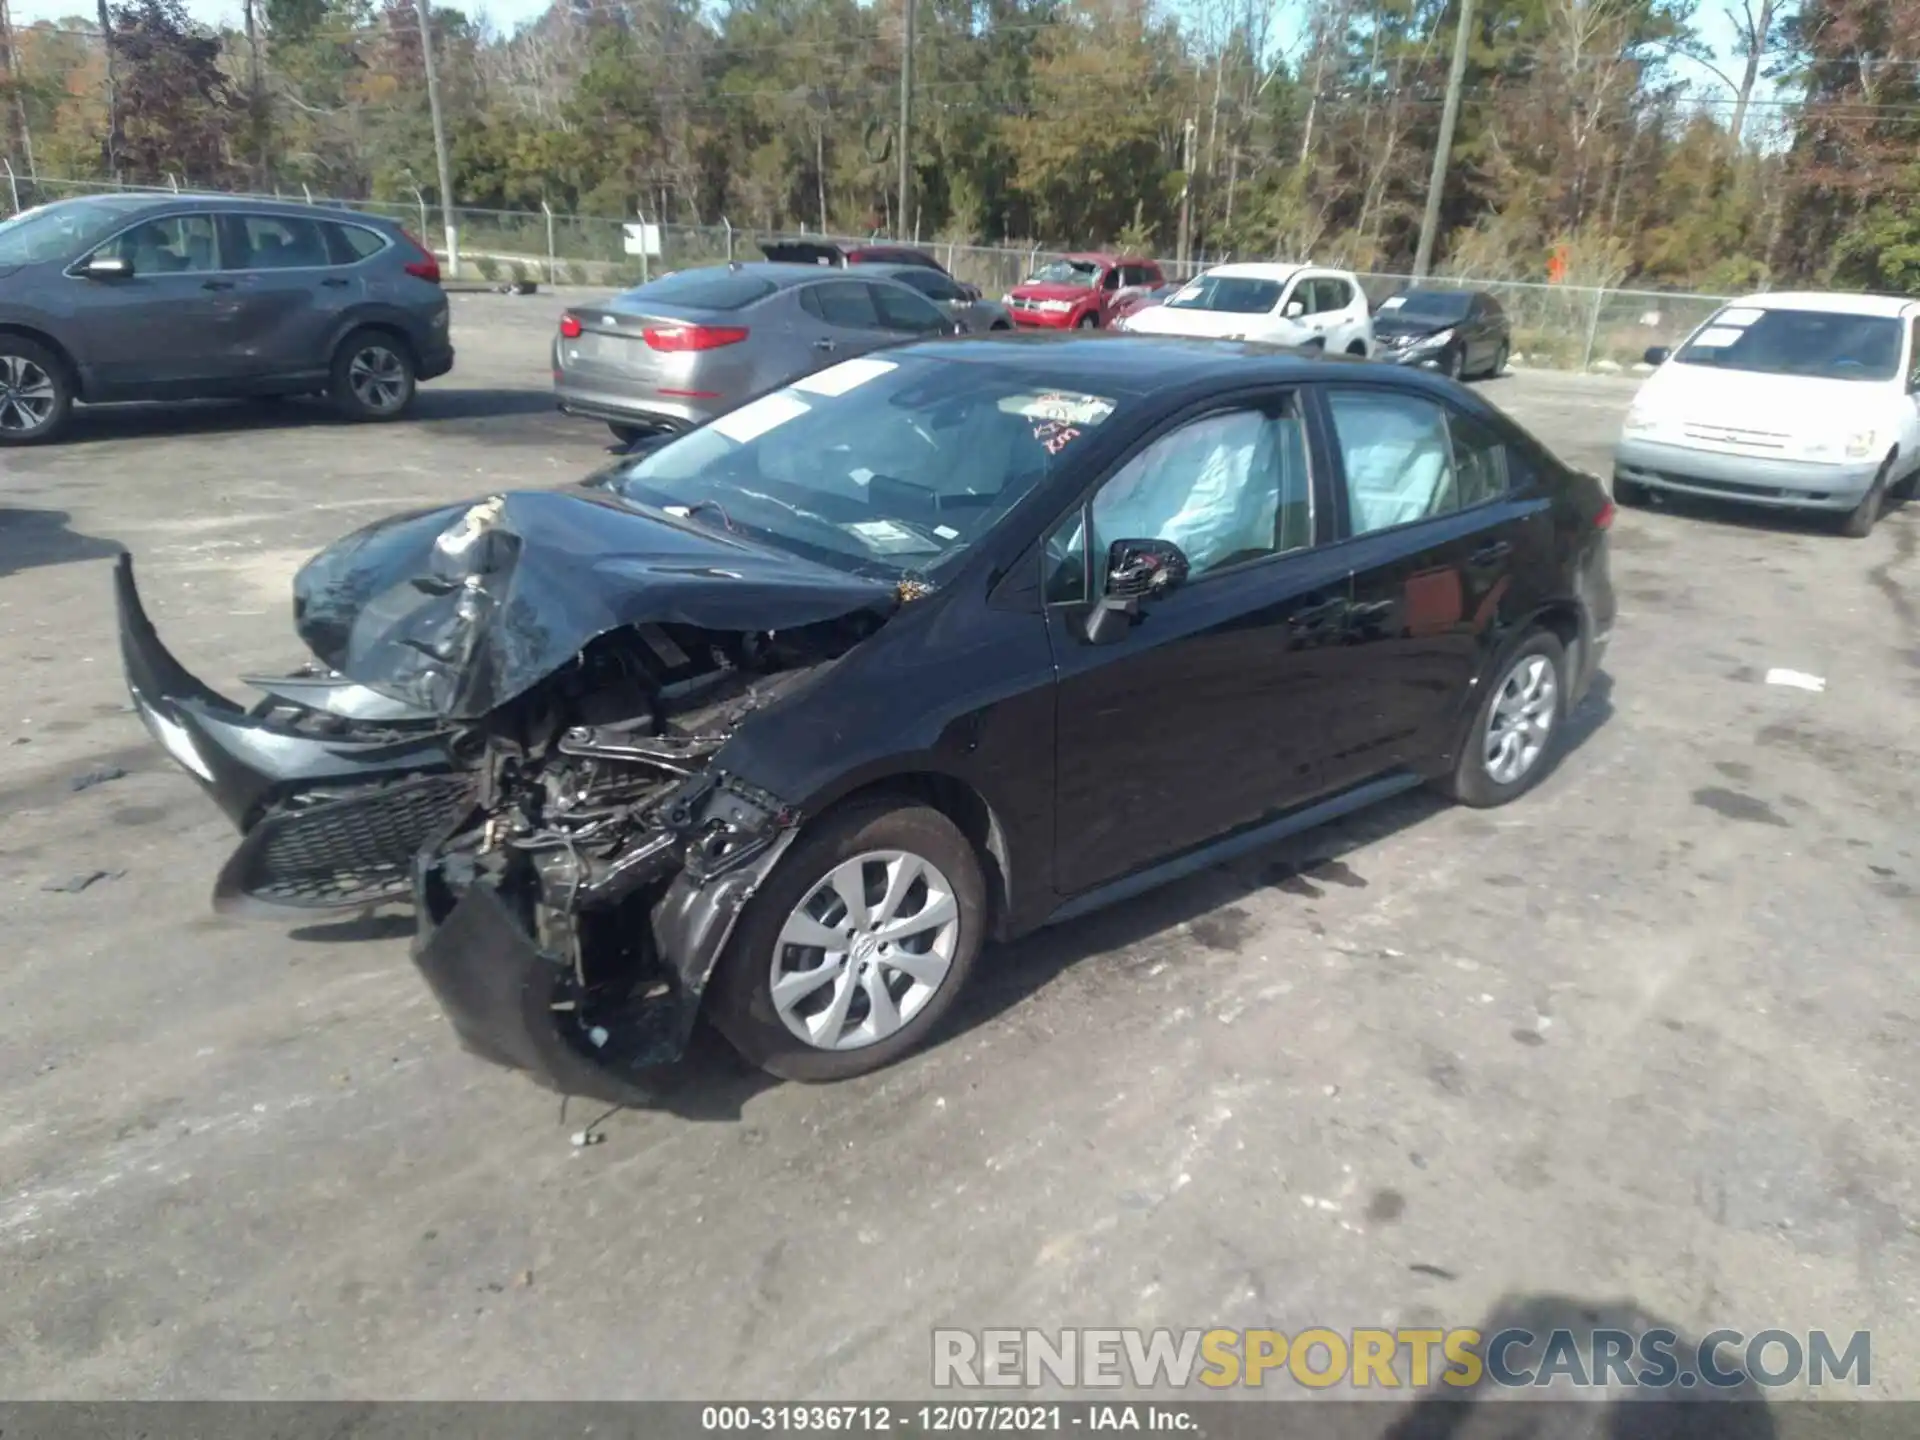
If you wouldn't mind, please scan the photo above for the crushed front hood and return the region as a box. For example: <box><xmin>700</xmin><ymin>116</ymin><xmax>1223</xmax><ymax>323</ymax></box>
<box><xmin>291</xmin><ymin>488</ymin><xmax>900</xmax><ymax>720</ymax></box>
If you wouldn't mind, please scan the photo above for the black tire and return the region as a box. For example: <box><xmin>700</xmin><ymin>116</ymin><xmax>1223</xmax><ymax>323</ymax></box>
<box><xmin>991</xmin><ymin>321</ymin><xmax>1012</xmax><ymax>331</ymax></box>
<box><xmin>1437</xmin><ymin>630</ymin><xmax>1569</xmax><ymax>809</ymax></box>
<box><xmin>329</xmin><ymin>328</ymin><xmax>417</xmax><ymax>421</ymax></box>
<box><xmin>608</xmin><ymin>422</ymin><xmax>649</xmax><ymax>445</ymax></box>
<box><xmin>1076</xmin><ymin>313</ymin><xmax>1099</xmax><ymax>330</ymax></box>
<box><xmin>1485</xmin><ymin>341</ymin><xmax>1509</xmax><ymax>379</ymax></box>
<box><xmin>0</xmin><ymin>335</ymin><xmax>75</xmax><ymax>446</ymax></box>
<box><xmin>1613</xmin><ymin>475</ymin><xmax>1650</xmax><ymax>507</ymax></box>
<box><xmin>1839</xmin><ymin>457</ymin><xmax>1891</xmax><ymax>539</ymax></box>
<box><xmin>1443</xmin><ymin>345</ymin><xmax>1466</xmax><ymax>380</ymax></box>
<box><xmin>707</xmin><ymin>800</ymin><xmax>986</xmax><ymax>1082</ymax></box>
<box><xmin>1891</xmin><ymin>461</ymin><xmax>1917</xmax><ymax>503</ymax></box>
<box><xmin>1346</xmin><ymin>340</ymin><xmax>1368</xmax><ymax>357</ymax></box>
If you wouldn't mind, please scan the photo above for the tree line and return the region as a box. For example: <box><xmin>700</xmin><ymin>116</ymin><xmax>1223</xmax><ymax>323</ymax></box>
<box><xmin>0</xmin><ymin>0</ymin><xmax>1916</xmax><ymax>291</ymax></box>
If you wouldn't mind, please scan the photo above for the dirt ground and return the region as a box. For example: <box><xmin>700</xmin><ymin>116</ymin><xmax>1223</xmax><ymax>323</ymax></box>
<box><xmin>1</xmin><ymin>295</ymin><xmax>1916</xmax><ymax>1409</ymax></box>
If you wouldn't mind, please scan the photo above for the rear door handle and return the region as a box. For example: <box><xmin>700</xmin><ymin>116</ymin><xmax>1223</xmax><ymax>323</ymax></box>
<box><xmin>320</xmin><ymin>277</ymin><xmax>350</xmax><ymax>289</ymax></box>
<box><xmin>201</xmin><ymin>279</ymin><xmax>235</xmax><ymax>291</ymax></box>
<box><xmin>1470</xmin><ymin>539</ymin><xmax>1512</xmax><ymax>565</ymax></box>
<box><xmin>813</xmin><ymin>339</ymin><xmax>837</xmax><ymax>352</ymax></box>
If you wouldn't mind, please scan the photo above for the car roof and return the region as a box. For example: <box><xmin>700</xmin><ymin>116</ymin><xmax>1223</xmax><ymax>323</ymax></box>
<box><xmin>36</xmin><ymin>191</ymin><xmax>402</xmax><ymax>226</ymax></box>
<box><xmin>647</xmin><ymin>261</ymin><xmax>933</xmax><ymax>293</ymax></box>
<box><xmin>1058</xmin><ymin>252</ymin><xmax>1154</xmax><ymax>265</ymax></box>
<box><xmin>882</xmin><ymin>332</ymin><xmax>1476</xmax><ymax>401</ymax></box>
<box><xmin>1730</xmin><ymin>290</ymin><xmax>1920</xmax><ymax>319</ymax></box>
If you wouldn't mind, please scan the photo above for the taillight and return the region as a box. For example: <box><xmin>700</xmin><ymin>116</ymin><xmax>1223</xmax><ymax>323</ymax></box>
<box><xmin>643</xmin><ymin>324</ymin><xmax>749</xmax><ymax>352</ymax></box>
<box><xmin>400</xmin><ymin>229</ymin><xmax>440</xmax><ymax>283</ymax></box>
<box><xmin>559</xmin><ymin>314</ymin><xmax>582</xmax><ymax>339</ymax></box>
<box><xmin>1593</xmin><ymin>499</ymin><xmax>1616</xmax><ymax>530</ymax></box>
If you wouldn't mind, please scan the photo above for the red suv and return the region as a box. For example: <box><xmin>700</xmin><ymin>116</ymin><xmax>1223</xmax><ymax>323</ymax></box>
<box><xmin>1006</xmin><ymin>253</ymin><xmax>1165</xmax><ymax>330</ymax></box>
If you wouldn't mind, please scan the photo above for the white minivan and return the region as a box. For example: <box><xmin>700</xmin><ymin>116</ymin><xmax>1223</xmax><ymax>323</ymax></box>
<box><xmin>1613</xmin><ymin>290</ymin><xmax>1920</xmax><ymax>537</ymax></box>
<box><xmin>1116</xmin><ymin>262</ymin><xmax>1375</xmax><ymax>357</ymax></box>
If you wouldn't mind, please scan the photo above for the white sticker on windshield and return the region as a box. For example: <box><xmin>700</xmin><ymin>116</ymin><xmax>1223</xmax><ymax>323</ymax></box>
<box><xmin>1693</xmin><ymin>327</ymin><xmax>1746</xmax><ymax>348</ymax></box>
<box><xmin>1380</xmin><ymin>295</ymin><xmax>1406</xmax><ymax>309</ymax></box>
<box><xmin>711</xmin><ymin>391</ymin><xmax>811</xmax><ymax>443</ymax></box>
<box><xmin>846</xmin><ymin>519</ymin><xmax>934</xmax><ymax>555</ymax></box>
<box><xmin>1003</xmin><ymin>391</ymin><xmax>1116</xmax><ymax>428</ymax></box>
<box><xmin>933</xmin><ymin>524</ymin><xmax>961</xmax><ymax>540</ymax></box>
<box><xmin>1716</xmin><ymin>307</ymin><xmax>1763</xmax><ymax>327</ymax></box>
<box><xmin>792</xmin><ymin>357</ymin><xmax>898</xmax><ymax>397</ymax></box>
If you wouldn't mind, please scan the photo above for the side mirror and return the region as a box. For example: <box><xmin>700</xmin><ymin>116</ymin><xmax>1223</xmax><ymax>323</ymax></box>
<box><xmin>1284</xmin><ymin>301</ymin><xmax>1305</xmax><ymax>319</ymax></box>
<box><xmin>80</xmin><ymin>255</ymin><xmax>133</xmax><ymax>280</ymax></box>
<box><xmin>1643</xmin><ymin>346</ymin><xmax>1671</xmax><ymax>366</ymax></box>
<box><xmin>1083</xmin><ymin>538</ymin><xmax>1190</xmax><ymax>644</ymax></box>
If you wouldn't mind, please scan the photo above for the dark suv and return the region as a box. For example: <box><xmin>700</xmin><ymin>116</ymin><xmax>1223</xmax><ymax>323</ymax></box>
<box><xmin>0</xmin><ymin>193</ymin><xmax>453</xmax><ymax>444</ymax></box>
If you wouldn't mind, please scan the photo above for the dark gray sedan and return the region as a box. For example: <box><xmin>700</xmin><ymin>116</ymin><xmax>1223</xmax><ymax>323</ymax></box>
<box><xmin>552</xmin><ymin>263</ymin><xmax>961</xmax><ymax>443</ymax></box>
<box><xmin>860</xmin><ymin>263</ymin><xmax>1015</xmax><ymax>334</ymax></box>
<box><xmin>0</xmin><ymin>192</ymin><xmax>453</xmax><ymax>444</ymax></box>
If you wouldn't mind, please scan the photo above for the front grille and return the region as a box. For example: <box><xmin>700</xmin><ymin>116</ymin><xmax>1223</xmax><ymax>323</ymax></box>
<box><xmin>1642</xmin><ymin>470</ymin><xmax>1828</xmax><ymax>502</ymax></box>
<box><xmin>231</xmin><ymin>773</ymin><xmax>476</xmax><ymax>908</ymax></box>
<box><xmin>1680</xmin><ymin>424</ymin><xmax>1790</xmax><ymax>450</ymax></box>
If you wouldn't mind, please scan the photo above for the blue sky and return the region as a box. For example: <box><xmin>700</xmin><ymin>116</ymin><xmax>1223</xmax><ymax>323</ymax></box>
<box><xmin>11</xmin><ymin>0</ymin><xmax>1765</xmax><ymax>113</ymax></box>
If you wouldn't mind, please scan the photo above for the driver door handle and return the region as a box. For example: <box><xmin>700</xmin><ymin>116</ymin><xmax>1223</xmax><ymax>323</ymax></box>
<box><xmin>201</xmin><ymin>279</ymin><xmax>236</xmax><ymax>291</ymax></box>
<box><xmin>813</xmin><ymin>338</ymin><xmax>837</xmax><ymax>352</ymax></box>
<box><xmin>1470</xmin><ymin>539</ymin><xmax>1513</xmax><ymax>566</ymax></box>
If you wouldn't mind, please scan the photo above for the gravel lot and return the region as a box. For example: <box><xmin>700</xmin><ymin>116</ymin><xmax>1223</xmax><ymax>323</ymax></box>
<box><xmin>1</xmin><ymin>294</ymin><xmax>1915</xmax><ymax>1413</ymax></box>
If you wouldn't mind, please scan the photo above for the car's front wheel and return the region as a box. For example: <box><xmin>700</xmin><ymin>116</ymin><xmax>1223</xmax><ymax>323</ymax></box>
<box><xmin>1076</xmin><ymin>314</ymin><xmax>1099</xmax><ymax>330</ymax></box>
<box><xmin>708</xmin><ymin>800</ymin><xmax>986</xmax><ymax>1081</ymax></box>
<box><xmin>1613</xmin><ymin>475</ymin><xmax>1650</xmax><ymax>507</ymax></box>
<box><xmin>0</xmin><ymin>337</ymin><xmax>74</xmax><ymax>446</ymax></box>
<box><xmin>330</xmin><ymin>329</ymin><xmax>417</xmax><ymax>421</ymax></box>
<box><xmin>1440</xmin><ymin>631</ymin><xmax>1568</xmax><ymax>808</ymax></box>
<box><xmin>1839</xmin><ymin>457</ymin><xmax>1891</xmax><ymax>539</ymax></box>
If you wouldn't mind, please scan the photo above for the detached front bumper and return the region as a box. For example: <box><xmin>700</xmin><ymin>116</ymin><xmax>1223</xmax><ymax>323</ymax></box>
<box><xmin>1613</xmin><ymin>438</ymin><xmax>1880</xmax><ymax>510</ymax></box>
<box><xmin>114</xmin><ymin>553</ymin><xmax>465</xmax><ymax>914</ymax></box>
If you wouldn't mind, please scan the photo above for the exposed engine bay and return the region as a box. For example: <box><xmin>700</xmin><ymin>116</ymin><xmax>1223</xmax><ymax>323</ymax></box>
<box><xmin>114</xmin><ymin>485</ymin><xmax>912</xmax><ymax>1097</ymax></box>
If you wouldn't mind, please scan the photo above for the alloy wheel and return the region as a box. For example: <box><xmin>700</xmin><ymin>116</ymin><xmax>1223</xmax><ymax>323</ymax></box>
<box><xmin>769</xmin><ymin>849</ymin><xmax>961</xmax><ymax>1051</ymax></box>
<box><xmin>0</xmin><ymin>354</ymin><xmax>58</xmax><ymax>435</ymax></box>
<box><xmin>1484</xmin><ymin>654</ymin><xmax>1557</xmax><ymax>786</ymax></box>
<box><xmin>347</xmin><ymin>345</ymin><xmax>409</xmax><ymax>413</ymax></box>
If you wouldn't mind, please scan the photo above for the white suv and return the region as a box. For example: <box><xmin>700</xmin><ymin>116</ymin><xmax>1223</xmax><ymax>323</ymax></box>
<box><xmin>1117</xmin><ymin>263</ymin><xmax>1374</xmax><ymax>357</ymax></box>
<box><xmin>1614</xmin><ymin>290</ymin><xmax>1920</xmax><ymax>538</ymax></box>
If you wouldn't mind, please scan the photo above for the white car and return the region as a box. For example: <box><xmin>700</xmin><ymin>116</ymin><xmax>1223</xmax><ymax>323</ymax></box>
<box><xmin>1115</xmin><ymin>262</ymin><xmax>1374</xmax><ymax>357</ymax></box>
<box><xmin>1614</xmin><ymin>290</ymin><xmax>1920</xmax><ymax>538</ymax></box>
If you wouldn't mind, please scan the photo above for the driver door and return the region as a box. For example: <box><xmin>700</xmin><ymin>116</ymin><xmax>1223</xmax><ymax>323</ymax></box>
<box><xmin>1043</xmin><ymin>394</ymin><xmax>1355</xmax><ymax>896</ymax></box>
<box><xmin>73</xmin><ymin>212</ymin><xmax>237</xmax><ymax>396</ymax></box>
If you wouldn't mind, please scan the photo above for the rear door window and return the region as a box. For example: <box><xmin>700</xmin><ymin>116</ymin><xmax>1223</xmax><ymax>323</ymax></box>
<box><xmin>1447</xmin><ymin>410</ymin><xmax>1509</xmax><ymax>508</ymax></box>
<box><xmin>893</xmin><ymin>269</ymin><xmax>965</xmax><ymax>303</ymax></box>
<box><xmin>1309</xmin><ymin>277</ymin><xmax>1353</xmax><ymax>315</ymax></box>
<box><xmin>801</xmin><ymin>280</ymin><xmax>882</xmax><ymax>329</ymax></box>
<box><xmin>231</xmin><ymin>213</ymin><xmax>331</xmax><ymax>269</ymax></box>
<box><xmin>1326</xmin><ymin>389</ymin><xmax>1460</xmax><ymax>535</ymax></box>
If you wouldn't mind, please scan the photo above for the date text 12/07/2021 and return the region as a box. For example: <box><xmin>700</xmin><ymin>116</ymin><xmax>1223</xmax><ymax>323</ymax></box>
<box><xmin>700</xmin><ymin>1406</ymin><xmax>1197</xmax><ymax>1433</ymax></box>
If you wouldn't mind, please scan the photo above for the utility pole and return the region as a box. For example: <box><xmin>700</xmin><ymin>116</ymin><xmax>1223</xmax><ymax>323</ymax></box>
<box><xmin>97</xmin><ymin>0</ymin><xmax>118</xmax><ymax>181</ymax></box>
<box><xmin>1412</xmin><ymin>0</ymin><xmax>1475</xmax><ymax>280</ymax></box>
<box><xmin>243</xmin><ymin>0</ymin><xmax>264</xmax><ymax>188</ymax></box>
<box><xmin>413</xmin><ymin>0</ymin><xmax>458</xmax><ymax>276</ymax></box>
<box><xmin>1176</xmin><ymin>116</ymin><xmax>1195</xmax><ymax>275</ymax></box>
<box><xmin>0</xmin><ymin>0</ymin><xmax>31</xmax><ymax>180</ymax></box>
<box><xmin>896</xmin><ymin>0</ymin><xmax>914</xmax><ymax>241</ymax></box>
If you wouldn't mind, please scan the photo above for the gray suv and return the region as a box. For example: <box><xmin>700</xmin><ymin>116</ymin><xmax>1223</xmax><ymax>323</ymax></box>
<box><xmin>0</xmin><ymin>193</ymin><xmax>454</xmax><ymax>445</ymax></box>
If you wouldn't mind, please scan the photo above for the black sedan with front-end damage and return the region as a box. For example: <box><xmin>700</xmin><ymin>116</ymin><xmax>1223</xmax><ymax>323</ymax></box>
<box><xmin>117</xmin><ymin>335</ymin><xmax>1615</xmax><ymax>1097</ymax></box>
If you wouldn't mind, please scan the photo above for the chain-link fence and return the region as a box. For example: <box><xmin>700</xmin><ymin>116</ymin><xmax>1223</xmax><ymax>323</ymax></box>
<box><xmin>1</xmin><ymin>164</ymin><xmax>1728</xmax><ymax>373</ymax></box>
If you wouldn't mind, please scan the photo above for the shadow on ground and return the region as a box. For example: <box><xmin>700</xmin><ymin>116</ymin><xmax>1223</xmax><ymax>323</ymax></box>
<box><xmin>0</xmin><ymin>507</ymin><xmax>123</xmax><ymax>580</ymax></box>
<box><xmin>46</xmin><ymin>388</ymin><xmax>565</xmax><ymax>445</ymax></box>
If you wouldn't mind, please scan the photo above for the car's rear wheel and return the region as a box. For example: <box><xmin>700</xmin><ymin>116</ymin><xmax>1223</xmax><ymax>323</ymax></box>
<box><xmin>707</xmin><ymin>801</ymin><xmax>985</xmax><ymax>1082</ymax></box>
<box><xmin>329</xmin><ymin>329</ymin><xmax>417</xmax><ymax>421</ymax></box>
<box><xmin>0</xmin><ymin>338</ymin><xmax>73</xmax><ymax>446</ymax></box>
<box><xmin>608</xmin><ymin>422</ymin><xmax>650</xmax><ymax>446</ymax></box>
<box><xmin>1076</xmin><ymin>314</ymin><xmax>1099</xmax><ymax>330</ymax></box>
<box><xmin>1839</xmin><ymin>457</ymin><xmax>1891</xmax><ymax>539</ymax></box>
<box><xmin>1439</xmin><ymin>631</ymin><xmax>1568</xmax><ymax>809</ymax></box>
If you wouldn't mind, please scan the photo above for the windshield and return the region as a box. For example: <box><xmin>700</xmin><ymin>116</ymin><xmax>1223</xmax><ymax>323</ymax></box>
<box><xmin>610</xmin><ymin>355</ymin><xmax>1121</xmax><ymax>579</ymax></box>
<box><xmin>1673</xmin><ymin>307</ymin><xmax>1904</xmax><ymax>382</ymax></box>
<box><xmin>1383</xmin><ymin>290</ymin><xmax>1472</xmax><ymax>321</ymax></box>
<box><xmin>1027</xmin><ymin>259</ymin><xmax>1099</xmax><ymax>287</ymax></box>
<box><xmin>0</xmin><ymin>197</ymin><xmax>149</xmax><ymax>266</ymax></box>
<box><xmin>1167</xmin><ymin>275</ymin><xmax>1285</xmax><ymax>314</ymax></box>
